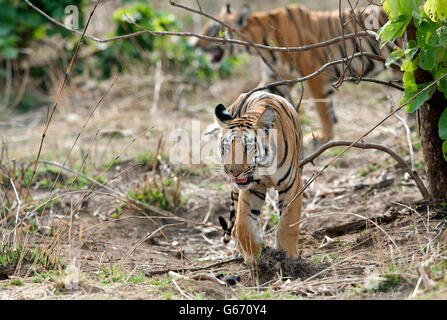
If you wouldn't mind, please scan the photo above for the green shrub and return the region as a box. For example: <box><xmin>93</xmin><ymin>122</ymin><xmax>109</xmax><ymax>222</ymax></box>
<box><xmin>0</xmin><ymin>0</ymin><xmax>86</xmax><ymax>60</ymax></box>
<box><xmin>94</xmin><ymin>1</ymin><xmax>239</xmax><ymax>80</ymax></box>
<box><xmin>0</xmin><ymin>0</ymin><xmax>87</xmax><ymax>111</ymax></box>
<box><xmin>128</xmin><ymin>175</ymin><xmax>181</xmax><ymax>211</ymax></box>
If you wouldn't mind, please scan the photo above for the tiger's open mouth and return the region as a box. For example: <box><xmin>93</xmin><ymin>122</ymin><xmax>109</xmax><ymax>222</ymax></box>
<box><xmin>234</xmin><ymin>175</ymin><xmax>253</xmax><ymax>186</ymax></box>
<box><xmin>209</xmin><ymin>47</ymin><xmax>224</xmax><ymax>63</ymax></box>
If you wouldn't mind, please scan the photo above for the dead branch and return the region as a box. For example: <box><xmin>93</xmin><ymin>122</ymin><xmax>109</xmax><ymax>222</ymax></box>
<box><xmin>299</xmin><ymin>140</ymin><xmax>429</xmax><ymax>199</ymax></box>
<box><xmin>343</xmin><ymin>77</ymin><xmax>404</xmax><ymax>91</ymax></box>
<box><xmin>190</xmin><ymin>273</ymin><xmax>228</xmax><ymax>286</ymax></box>
<box><xmin>417</xmin><ymin>261</ymin><xmax>435</xmax><ymax>292</ymax></box>
<box><xmin>312</xmin><ymin>208</ymin><xmax>400</xmax><ymax>240</ymax></box>
<box><xmin>144</xmin><ymin>257</ymin><xmax>243</xmax><ymax>276</ymax></box>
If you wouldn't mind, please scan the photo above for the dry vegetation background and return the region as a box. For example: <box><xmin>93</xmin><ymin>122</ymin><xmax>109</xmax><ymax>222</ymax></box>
<box><xmin>0</xmin><ymin>0</ymin><xmax>446</xmax><ymax>300</ymax></box>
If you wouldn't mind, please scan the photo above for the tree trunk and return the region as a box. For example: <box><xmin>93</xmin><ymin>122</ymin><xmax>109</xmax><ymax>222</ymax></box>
<box><xmin>407</xmin><ymin>23</ymin><xmax>447</xmax><ymax>200</ymax></box>
<box><xmin>418</xmin><ymin>90</ymin><xmax>447</xmax><ymax>199</ymax></box>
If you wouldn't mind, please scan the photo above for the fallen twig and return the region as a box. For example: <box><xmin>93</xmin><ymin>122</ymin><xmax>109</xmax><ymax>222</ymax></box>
<box><xmin>190</xmin><ymin>273</ymin><xmax>227</xmax><ymax>286</ymax></box>
<box><xmin>417</xmin><ymin>261</ymin><xmax>435</xmax><ymax>292</ymax></box>
<box><xmin>312</xmin><ymin>208</ymin><xmax>400</xmax><ymax>240</ymax></box>
<box><xmin>144</xmin><ymin>257</ymin><xmax>243</xmax><ymax>277</ymax></box>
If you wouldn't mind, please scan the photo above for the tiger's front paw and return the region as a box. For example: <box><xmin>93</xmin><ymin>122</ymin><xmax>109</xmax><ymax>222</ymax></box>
<box><xmin>218</xmin><ymin>216</ymin><xmax>232</xmax><ymax>245</ymax></box>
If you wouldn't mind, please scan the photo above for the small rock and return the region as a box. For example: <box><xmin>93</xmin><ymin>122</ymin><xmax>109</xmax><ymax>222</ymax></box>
<box><xmin>223</xmin><ymin>275</ymin><xmax>241</xmax><ymax>286</ymax></box>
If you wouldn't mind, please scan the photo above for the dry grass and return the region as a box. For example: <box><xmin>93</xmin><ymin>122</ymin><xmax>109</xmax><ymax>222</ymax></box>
<box><xmin>1</xmin><ymin>66</ymin><xmax>446</xmax><ymax>299</ymax></box>
<box><xmin>1</xmin><ymin>0</ymin><xmax>446</xmax><ymax>300</ymax></box>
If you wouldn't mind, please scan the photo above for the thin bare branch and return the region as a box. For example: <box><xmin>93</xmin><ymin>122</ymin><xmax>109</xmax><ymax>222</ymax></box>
<box><xmin>299</xmin><ymin>140</ymin><xmax>429</xmax><ymax>199</ymax></box>
<box><xmin>24</xmin><ymin>2</ymin><xmax>394</xmax><ymax>53</ymax></box>
<box><xmin>235</xmin><ymin>51</ymin><xmax>398</xmax><ymax>116</ymax></box>
<box><xmin>389</xmin><ymin>98</ymin><xmax>415</xmax><ymax>171</ymax></box>
<box><xmin>343</xmin><ymin>77</ymin><xmax>404</xmax><ymax>91</ymax></box>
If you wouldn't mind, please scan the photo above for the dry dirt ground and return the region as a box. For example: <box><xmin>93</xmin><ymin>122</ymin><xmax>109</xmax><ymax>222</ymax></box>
<box><xmin>1</xmin><ymin>0</ymin><xmax>447</xmax><ymax>298</ymax></box>
<box><xmin>1</xmin><ymin>61</ymin><xmax>447</xmax><ymax>300</ymax></box>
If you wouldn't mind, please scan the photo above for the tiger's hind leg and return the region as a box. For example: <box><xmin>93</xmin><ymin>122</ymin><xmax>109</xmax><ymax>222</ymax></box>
<box><xmin>276</xmin><ymin>172</ymin><xmax>302</xmax><ymax>258</ymax></box>
<box><xmin>306</xmin><ymin>75</ymin><xmax>334</xmax><ymax>143</ymax></box>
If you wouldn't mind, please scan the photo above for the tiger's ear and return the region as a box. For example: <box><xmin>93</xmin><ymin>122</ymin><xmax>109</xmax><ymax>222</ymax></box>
<box><xmin>256</xmin><ymin>109</ymin><xmax>276</xmax><ymax>129</ymax></box>
<box><xmin>235</xmin><ymin>5</ymin><xmax>251</xmax><ymax>28</ymax></box>
<box><xmin>215</xmin><ymin>104</ymin><xmax>233</xmax><ymax>128</ymax></box>
<box><xmin>226</xmin><ymin>3</ymin><xmax>233</xmax><ymax>14</ymax></box>
<box><xmin>221</xmin><ymin>3</ymin><xmax>234</xmax><ymax>14</ymax></box>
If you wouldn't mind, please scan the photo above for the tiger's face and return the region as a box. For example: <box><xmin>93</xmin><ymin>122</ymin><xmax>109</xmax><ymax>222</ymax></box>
<box><xmin>194</xmin><ymin>4</ymin><xmax>251</xmax><ymax>64</ymax></box>
<box><xmin>213</xmin><ymin>103</ymin><xmax>276</xmax><ymax>190</ymax></box>
<box><xmin>220</xmin><ymin>127</ymin><xmax>257</xmax><ymax>190</ymax></box>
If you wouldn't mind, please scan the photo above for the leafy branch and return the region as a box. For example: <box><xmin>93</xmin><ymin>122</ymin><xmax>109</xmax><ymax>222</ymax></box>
<box><xmin>378</xmin><ymin>0</ymin><xmax>447</xmax><ymax>161</ymax></box>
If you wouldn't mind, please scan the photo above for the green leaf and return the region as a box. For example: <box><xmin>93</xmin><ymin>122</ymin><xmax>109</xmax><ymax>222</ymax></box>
<box><xmin>402</xmin><ymin>84</ymin><xmax>436</xmax><ymax>113</ymax></box>
<box><xmin>408</xmin><ymin>39</ymin><xmax>418</xmax><ymax>49</ymax></box>
<box><xmin>32</xmin><ymin>26</ymin><xmax>45</xmax><ymax>40</ymax></box>
<box><xmin>398</xmin><ymin>46</ymin><xmax>419</xmax><ymax>71</ymax></box>
<box><xmin>439</xmin><ymin>77</ymin><xmax>447</xmax><ymax>100</ymax></box>
<box><xmin>434</xmin><ymin>68</ymin><xmax>447</xmax><ymax>98</ymax></box>
<box><xmin>384</xmin><ymin>0</ymin><xmax>399</xmax><ymax>20</ymax></box>
<box><xmin>419</xmin><ymin>49</ymin><xmax>436</xmax><ymax>70</ymax></box>
<box><xmin>439</xmin><ymin>107</ymin><xmax>447</xmax><ymax>140</ymax></box>
<box><xmin>0</xmin><ymin>47</ymin><xmax>18</xmax><ymax>59</ymax></box>
<box><xmin>443</xmin><ymin>141</ymin><xmax>447</xmax><ymax>162</ymax></box>
<box><xmin>402</xmin><ymin>56</ymin><xmax>419</xmax><ymax>72</ymax></box>
<box><xmin>416</xmin><ymin>20</ymin><xmax>439</xmax><ymax>49</ymax></box>
<box><xmin>424</xmin><ymin>0</ymin><xmax>447</xmax><ymax>22</ymax></box>
<box><xmin>0</xmin><ymin>25</ymin><xmax>13</xmax><ymax>37</ymax></box>
<box><xmin>403</xmin><ymin>70</ymin><xmax>418</xmax><ymax>92</ymax></box>
<box><xmin>437</xmin><ymin>25</ymin><xmax>447</xmax><ymax>47</ymax></box>
<box><xmin>378</xmin><ymin>15</ymin><xmax>412</xmax><ymax>42</ymax></box>
<box><xmin>412</xmin><ymin>9</ymin><xmax>424</xmax><ymax>21</ymax></box>
<box><xmin>386</xmin><ymin>49</ymin><xmax>405</xmax><ymax>67</ymax></box>
<box><xmin>400</xmin><ymin>0</ymin><xmax>420</xmax><ymax>15</ymax></box>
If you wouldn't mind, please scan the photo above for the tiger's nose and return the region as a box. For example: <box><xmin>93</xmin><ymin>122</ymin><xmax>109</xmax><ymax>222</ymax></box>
<box><xmin>230</xmin><ymin>170</ymin><xmax>241</xmax><ymax>177</ymax></box>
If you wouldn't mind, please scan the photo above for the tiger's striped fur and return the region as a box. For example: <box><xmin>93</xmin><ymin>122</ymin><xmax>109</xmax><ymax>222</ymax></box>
<box><xmin>211</xmin><ymin>91</ymin><xmax>303</xmax><ymax>260</ymax></box>
<box><xmin>196</xmin><ymin>4</ymin><xmax>397</xmax><ymax>143</ymax></box>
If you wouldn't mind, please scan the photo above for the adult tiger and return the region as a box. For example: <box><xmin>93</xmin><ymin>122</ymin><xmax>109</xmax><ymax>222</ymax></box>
<box><xmin>196</xmin><ymin>3</ymin><xmax>395</xmax><ymax>143</ymax></box>
<box><xmin>207</xmin><ymin>91</ymin><xmax>303</xmax><ymax>260</ymax></box>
